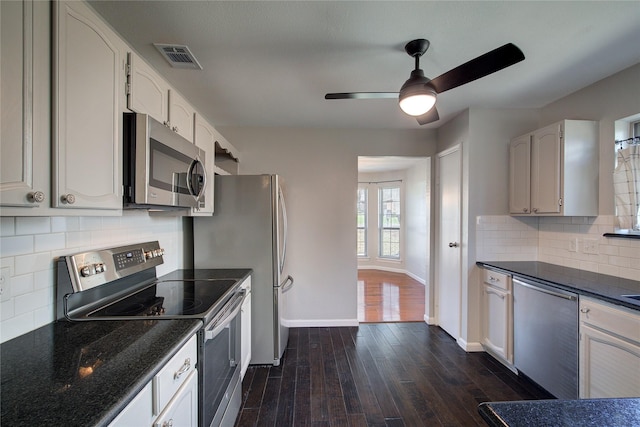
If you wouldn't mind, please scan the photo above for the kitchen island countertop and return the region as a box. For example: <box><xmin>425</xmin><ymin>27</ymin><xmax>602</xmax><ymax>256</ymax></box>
<box><xmin>0</xmin><ymin>318</ymin><xmax>202</xmax><ymax>426</ymax></box>
<box><xmin>478</xmin><ymin>398</ymin><xmax>640</xmax><ymax>426</ymax></box>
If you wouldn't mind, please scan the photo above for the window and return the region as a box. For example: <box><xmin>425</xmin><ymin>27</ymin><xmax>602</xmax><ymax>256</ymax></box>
<box><xmin>357</xmin><ymin>188</ymin><xmax>367</xmax><ymax>257</ymax></box>
<box><xmin>379</xmin><ymin>187</ymin><xmax>400</xmax><ymax>259</ymax></box>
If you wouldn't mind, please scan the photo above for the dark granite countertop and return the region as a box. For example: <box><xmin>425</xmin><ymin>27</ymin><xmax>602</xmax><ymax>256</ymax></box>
<box><xmin>478</xmin><ymin>398</ymin><xmax>640</xmax><ymax>426</ymax></box>
<box><xmin>0</xmin><ymin>318</ymin><xmax>201</xmax><ymax>427</ymax></box>
<box><xmin>477</xmin><ymin>261</ymin><xmax>640</xmax><ymax>311</ymax></box>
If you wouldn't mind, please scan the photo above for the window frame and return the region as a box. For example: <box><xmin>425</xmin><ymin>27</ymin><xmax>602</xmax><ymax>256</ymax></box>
<box><xmin>357</xmin><ymin>187</ymin><xmax>368</xmax><ymax>257</ymax></box>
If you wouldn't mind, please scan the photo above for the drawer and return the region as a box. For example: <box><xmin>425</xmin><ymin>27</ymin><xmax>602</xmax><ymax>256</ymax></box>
<box><xmin>482</xmin><ymin>268</ymin><xmax>511</xmax><ymax>291</ymax></box>
<box><xmin>153</xmin><ymin>334</ymin><xmax>197</xmax><ymax>415</ymax></box>
<box><xmin>580</xmin><ymin>297</ymin><xmax>640</xmax><ymax>344</ymax></box>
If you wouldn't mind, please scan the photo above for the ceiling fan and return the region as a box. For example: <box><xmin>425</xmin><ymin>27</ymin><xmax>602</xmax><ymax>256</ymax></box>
<box><xmin>325</xmin><ymin>39</ymin><xmax>525</xmax><ymax>125</ymax></box>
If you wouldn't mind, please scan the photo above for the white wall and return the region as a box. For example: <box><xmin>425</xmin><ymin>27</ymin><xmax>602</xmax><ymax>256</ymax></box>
<box><xmin>405</xmin><ymin>159</ymin><xmax>430</xmax><ymax>284</ymax></box>
<box><xmin>0</xmin><ymin>212</ymin><xmax>187</xmax><ymax>342</ymax></box>
<box><xmin>217</xmin><ymin>127</ymin><xmax>436</xmax><ymax>326</ymax></box>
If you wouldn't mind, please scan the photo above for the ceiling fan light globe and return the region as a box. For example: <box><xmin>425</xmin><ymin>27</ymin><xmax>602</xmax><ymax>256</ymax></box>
<box><xmin>398</xmin><ymin>93</ymin><xmax>436</xmax><ymax>116</ymax></box>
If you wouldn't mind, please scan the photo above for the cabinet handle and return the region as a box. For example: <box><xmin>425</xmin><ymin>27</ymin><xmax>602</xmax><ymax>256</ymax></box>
<box><xmin>448</xmin><ymin>242</ymin><xmax>459</xmax><ymax>248</ymax></box>
<box><xmin>162</xmin><ymin>420</ymin><xmax>173</xmax><ymax>427</ymax></box>
<box><xmin>172</xmin><ymin>126</ymin><xmax>179</xmax><ymax>133</ymax></box>
<box><xmin>522</xmin><ymin>208</ymin><xmax>528</xmax><ymax>213</ymax></box>
<box><xmin>28</xmin><ymin>191</ymin><xmax>45</xmax><ymax>203</ymax></box>
<box><xmin>163</xmin><ymin>120</ymin><xmax>171</xmax><ymax>128</ymax></box>
<box><xmin>173</xmin><ymin>358</ymin><xmax>191</xmax><ymax>380</ymax></box>
<box><xmin>580</xmin><ymin>307</ymin><xmax>590</xmax><ymax>314</ymax></box>
<box><xmin>532</xmin><ymin>207</ymin><xmax>538</xmax><ymax>213</ymax></box>
<box><xmin>61</xmin><ymin>194</ymin><xmax>76</xmax><ymax>204</ymax></box>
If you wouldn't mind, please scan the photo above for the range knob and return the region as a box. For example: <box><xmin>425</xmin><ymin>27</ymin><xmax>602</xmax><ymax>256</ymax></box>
<box><xmin>145</xmin><ymin>251</ymin><xmax>154</xmax><ymax>260</ymax></box>
<box><xmin>80</xmin><ymin>263</ymin><xmax>107</xmax><ymax>277</ymax></box>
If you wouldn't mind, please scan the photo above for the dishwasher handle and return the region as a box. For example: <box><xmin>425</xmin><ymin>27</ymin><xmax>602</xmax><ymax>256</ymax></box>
<box><xmin>513</xmin><ymin>278</ymin><xmax>577</xmax><ymax>301</ymax></box>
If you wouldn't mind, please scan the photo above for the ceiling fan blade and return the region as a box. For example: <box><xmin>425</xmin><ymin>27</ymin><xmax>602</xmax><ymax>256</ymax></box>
<box><xmin>325</xmin><ymin>92</ymin><xmax>398</xmax><ymax>100</ymax></box>
<box><xmin>429</xmin><ymin>43</ymin><xmax>525</xmax><ymax>94</ymax></box>
<box><xmin>416</xmin><ymin>107</ymin><xmax>439</xmax><ymax>125</ymax></box>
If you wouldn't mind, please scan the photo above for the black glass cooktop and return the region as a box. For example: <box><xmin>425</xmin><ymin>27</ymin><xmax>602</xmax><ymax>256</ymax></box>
<box><xmin>88</xmin><ymin>279</ymin><xmax>238</xmax><ymax>318</ymax></box>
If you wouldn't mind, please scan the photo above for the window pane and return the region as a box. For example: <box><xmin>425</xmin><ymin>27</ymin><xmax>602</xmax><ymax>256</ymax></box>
<box><xmin>379</xmin><ymin>186</ymin><xmax>400</xmax><ymax>259</ymax></box>
<box><xmin>357</xmin><ymin>188</ymin><xmax>367</xmax><ymax>257</ymax></box>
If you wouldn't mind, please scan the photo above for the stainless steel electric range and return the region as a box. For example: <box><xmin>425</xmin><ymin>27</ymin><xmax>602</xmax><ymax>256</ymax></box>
<box><xmin>56</xmin><ymin>241</ymin><xmax>249</xmax><ymax>427</ymax></box>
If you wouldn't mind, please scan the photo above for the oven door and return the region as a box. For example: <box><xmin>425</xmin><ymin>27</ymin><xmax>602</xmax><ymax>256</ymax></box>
<box><xmin>200</xmin><ymin>290</ymin><xmax>244</xmax><ymax>427</ymax></box>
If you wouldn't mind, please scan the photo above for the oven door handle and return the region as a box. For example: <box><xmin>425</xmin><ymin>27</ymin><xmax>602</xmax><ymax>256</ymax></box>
<box><xmin>204</xmin><ymin>291</ymin><xmax>245</xmax><ymax>342</ymax></box>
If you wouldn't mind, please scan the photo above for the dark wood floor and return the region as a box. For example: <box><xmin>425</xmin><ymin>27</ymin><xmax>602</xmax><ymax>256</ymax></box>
<box><xmin>235</xmin><ymin>323</ymin><xmax>552</xmax><ymax>427</ymax></box>
<box><xmin>358</xmin><ymin>270</ymin><xmax>425</xmax><ymax>323</ymax></box>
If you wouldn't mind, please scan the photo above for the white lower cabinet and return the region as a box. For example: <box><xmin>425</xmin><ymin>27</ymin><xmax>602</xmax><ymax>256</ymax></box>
<box><xmin>579</xmin><ymin>297</ymin><xmax>640</xmax><ymax>398</ymax></box>
<box><xmin>108</xmin><ymin>382</ymin><xmax>154</xmax><ymax>427</ymax></box>
<box><xmin>480</xmin><ymin>268</ymin><xmax>513</xmax><ymax>367</ymax></box>
<box><xmin>109</xmin><ymin>334</ymin><xmax>198</xmax><ymax>427</ymax></box>
<box><xmin>154</xmin><ymin>370</ymin><xmax>198</xmax><ymax>427</ymax></box>
<box><xmin>240</xmin><ymin>276</ymin><xmax>252</xmax><ymax>378</ymax></box>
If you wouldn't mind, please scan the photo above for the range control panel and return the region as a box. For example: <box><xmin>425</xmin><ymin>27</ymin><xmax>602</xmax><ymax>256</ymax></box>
<box><xmin>64</xmin><ymin>241</ymin><xmax>164</xmax><ymax>292</ymax></box>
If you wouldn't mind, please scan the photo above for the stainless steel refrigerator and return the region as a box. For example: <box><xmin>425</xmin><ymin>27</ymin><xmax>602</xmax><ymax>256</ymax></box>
<box><xmin>193</xmin><ymin>174</ymin><xmax>293</xmax><ymax>366</ymax></box>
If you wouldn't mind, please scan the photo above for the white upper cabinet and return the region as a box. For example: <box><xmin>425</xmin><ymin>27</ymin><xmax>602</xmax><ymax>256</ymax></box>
<box><xmin>52</xmin><ymin>0</ymin><xmax>125</xmax><ymax>210</ymax></box>
<box><xmin>168</xmin><ymin>90</ymin><xmax>195</xmax><ymax>142</ymax></box>
<box><xmin>127</xmin><ymin>52</ymin><xmax>195</xmax><ymax>142</ymax></box>
<box><xmin>126</xmin><ymin>52</ymin><xmax>169</xmax><ymax>124</ymax></box>
<box><xmin>509</xmin><ymin>120</ymin><xmax>598</xmax><ymax>216</ymax></box>
<box><xmin>1</xmin><ymin>0</ymin><xmax>50</xmax><ymax>210</ymax></box>
<box><xmin>192</xmin><ymin>113</ymin><xmax>216</xmax><ymax>215</ymax></box>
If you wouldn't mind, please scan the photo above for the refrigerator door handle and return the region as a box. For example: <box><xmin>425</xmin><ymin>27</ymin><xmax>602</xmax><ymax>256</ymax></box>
<box><xmin>280</xmin><ymin>275</ymin><xmax>294</xmax><ymax>292</ymax></box>
<box><xmin>278</xmin><ymin>186</ymin><xmax>288</xmax><ymax>274</ymax></box>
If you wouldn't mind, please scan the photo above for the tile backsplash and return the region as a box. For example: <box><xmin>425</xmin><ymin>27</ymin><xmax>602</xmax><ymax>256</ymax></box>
<box><xmin>477</xmin><ymin>215</ymin><xmax>640</xmax><ymax>280</ymax></box>
<box><xmin>0</xmin><ymin>212</ymin><xmax>186</xmax><ymax>343</ymax></box>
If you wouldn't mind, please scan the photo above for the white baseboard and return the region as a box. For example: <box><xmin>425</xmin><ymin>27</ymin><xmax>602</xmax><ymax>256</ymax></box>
<box><xmin>457</xmin><ymin>337</ymin><xmax>484</xmax><ymax>352</ymax></box>
<box><xmin>283</xmin><ymin>318</ymin><xmax>360</xmax><ymax>328</ymax></box>
<box><xmin>358</xmin><ymin>266</ymin><xmax>426</xmax><ymax>285</ymax></box>
<box><xmin>424</xmin><ymin>314</ymin><xmax>436</xmax><ymax>324</ymax></box>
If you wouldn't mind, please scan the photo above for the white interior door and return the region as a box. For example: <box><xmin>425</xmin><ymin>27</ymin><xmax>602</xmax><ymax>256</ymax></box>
<box><xmin>436</xmin><ymin>146</ymin><xmax>462</xmax><ymax>339</ymax></box>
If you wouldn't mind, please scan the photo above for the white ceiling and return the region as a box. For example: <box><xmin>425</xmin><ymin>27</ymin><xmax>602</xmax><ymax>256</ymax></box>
<box><xmin>89</xmin><ymin>1</ymin><xmax>640</xmax><ymax>130</ymax></box>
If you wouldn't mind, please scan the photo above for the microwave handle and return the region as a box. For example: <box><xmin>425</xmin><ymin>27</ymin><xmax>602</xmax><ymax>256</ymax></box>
<box><xmin>187</xmin><ymin>157</ymin><xmax>206</xmax><ymax>201</ymax></box>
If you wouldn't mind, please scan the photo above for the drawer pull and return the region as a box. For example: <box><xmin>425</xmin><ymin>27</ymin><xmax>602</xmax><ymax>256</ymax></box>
<box><xmin>580</xmin><ymin>307</ymin><xmax>590</xmax><ymax>314</ymax></box>
<box><xmin>173</xmin><ymin>358</ymin><xmax>191</xmax><ymax>380</ymax></box>
<box><xmin>162</xmin><ymin>419</ymin><xmax>173</xmax><ymax>427</ymax></box>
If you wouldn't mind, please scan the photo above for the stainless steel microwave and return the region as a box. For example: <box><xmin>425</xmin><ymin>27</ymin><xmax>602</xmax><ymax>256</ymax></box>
<box><xmin>123</xmin><ymin>113</ymin><xmax>206</xmax><ymax>209</ymax></box>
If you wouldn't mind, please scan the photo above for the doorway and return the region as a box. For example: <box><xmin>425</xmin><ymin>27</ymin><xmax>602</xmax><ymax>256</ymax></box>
<box><xmin>357</xmin><ymin>156</ymin><xmax>430</xmax><ymax>323</ymax></box>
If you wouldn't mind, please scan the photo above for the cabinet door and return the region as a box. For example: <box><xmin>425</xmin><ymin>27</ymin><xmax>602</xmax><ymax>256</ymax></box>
<box><xmin>168</xmin><ymin>90</ymin><xmax>194</xmax><ymax>142</ymax></box>
<box><xmin>127</xmin><ymin>52</ymin><xmax>169</xmax><ymax>124</ymax></box>
<box><xmin>153</xmin><ymin>370</ymin><xmax>198</xmax><ymax>427</ymax></box>
<box><xmin>109</xmin><ymin>382</ymin><xmax>153</xmax><ymax>427</ymax></box>
<box><xmin>0</xmin><ymin>0</ymin><xmax>49</xmax><ymax>209</ymax></box>
<box><xmin>52</xmin><ymin>1</ymin><xmax>124</xmax><ymax>210</ymax></box>
<box><xmin>482</xmin><ymin>284</ymin><xmax>511</xmax><ymax>362</ymax></box>
<box><xmin>580</xmin><ymin>324</ymin><xmax>640</xmax><ymax>398</ymax></box>
<box><xmin>508</xmin><ymin>134</ymin><xmax>531</xmax><ymax>214</ymax></box>
<box><xmin>192</xmin><ymin>114</ymin><xmax>215</xmax><ymax>215</ymax></box>
<box><xmin>531</xmin><ymin>123</ymin><xmax>562</xmax><ymax>214</ymax></box>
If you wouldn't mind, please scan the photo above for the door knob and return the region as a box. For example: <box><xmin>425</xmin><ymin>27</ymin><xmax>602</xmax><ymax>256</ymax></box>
<box><xmin>448</xmin><ymin>242</ymin><xmax>459</xmax><ymax>248</ymax></box>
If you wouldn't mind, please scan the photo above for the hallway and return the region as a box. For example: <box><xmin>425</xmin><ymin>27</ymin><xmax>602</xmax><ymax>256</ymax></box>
<box><xmin>358</xmin><ymin>270</ymin><xmax>425</xmax><ymax>323</ymax></box>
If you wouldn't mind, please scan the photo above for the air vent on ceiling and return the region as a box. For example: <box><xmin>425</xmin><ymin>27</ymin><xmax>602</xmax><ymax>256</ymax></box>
<box><xmin>153</xmin><ymin>43</ymin><xmax>202</xmax><ymax>70</ymax></box>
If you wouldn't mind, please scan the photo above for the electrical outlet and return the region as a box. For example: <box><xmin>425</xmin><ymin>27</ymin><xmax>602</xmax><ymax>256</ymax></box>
<box><xmin>569</xmin><ymin>238</ymin><xmax>578</xmax><ymax>252</ymax></box>
<box><xmin>0</xmin><ymin>267</ymin><xmax>10</xmax><ymax>301</ymax></box>
<box><xmin>583</xmin><ymin>238</ymin><xmax>599</xmax><ymax>254</ymax></box>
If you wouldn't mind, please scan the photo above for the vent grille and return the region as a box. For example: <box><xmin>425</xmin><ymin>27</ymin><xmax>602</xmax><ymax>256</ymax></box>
<box><xmin>153</xmin><ymin>44</ymin><xmax>202</xmax><ymax>70</ymax></box>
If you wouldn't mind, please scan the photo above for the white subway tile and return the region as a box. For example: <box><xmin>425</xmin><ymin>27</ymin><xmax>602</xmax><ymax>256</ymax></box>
<box><xmin>34</xmin><ymin>269</ymin><xmax>54</xmax><ymax>291</ymax></box>
<box><xmin>78</xmin><ymin>216</ymin><xmax>102</xmax><ymax>231</ymax></box>
<box><xmin>0</xmin><ymin>235</ymin><xmax>34</xmax><ymax>257</ymax></box>
<box><xmin>35</xmin><ymin>233</ymin><xmax>66</xmax><ymax>253</ymax></box>
<box><xmin>0</xmin><ymin>217</ymin><xmax>15</xmax><ymax>237</ymax></box>
<box><xmin>1</xmin><ymin>299</ymin><xmax>15</xmax><ymax>321</ymax></box>
<box><xmin>33</xmin><ymin>304</ymin><xmax>54</xmax><ymax>327</ymax></box>
<box><xmin>51</xmin><ymin>216</ymin><xmax>80</xmax><ymax>233</ymax></box>
<box><xmin>11</xmin><ymin>273</ymin><xmax>34</xmax><ymax>297</ymax></box>
<box><xmin>66</xmin><ymin>231</ymin><xmax>92</xmax><ymax>249</ymax></box>
<box><xmin>1</xmin><ymin>312</ymin><xmax>34</xmax><ymax>343</ymax></box>
<box><xmin>597</xmin><ymin>264</ymin><xmax>620</xmax><ymax>277</ymax></box>
<box><xmin>14</xmin><ymin>288</ymin><xmax>51</xmax><ymax>315</ymax></box>
<box><xmin>14</xmin><ymin>252</ymin><xmax>54</xmax><ymax>275</ymax></box>
<box><xmin>15</xmin><ymin>217</ymin><xmax>50</xmax><ymax>235</ymax></box>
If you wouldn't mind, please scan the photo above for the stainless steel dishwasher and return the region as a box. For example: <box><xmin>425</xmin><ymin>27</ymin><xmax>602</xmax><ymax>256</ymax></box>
<box><xmin>513</xmin><ymin>277</ymin><xmax>579</xmax><ymax>399</ymax></box>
